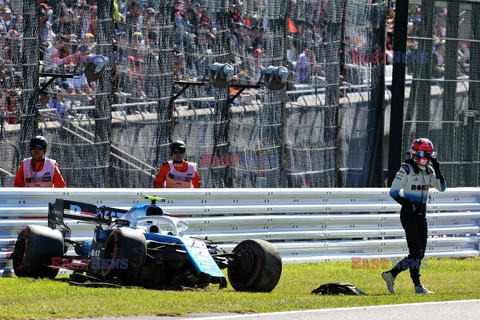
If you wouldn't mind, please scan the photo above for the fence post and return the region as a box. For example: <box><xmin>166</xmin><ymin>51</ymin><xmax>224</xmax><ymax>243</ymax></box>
<box><xmin>95</xmin><ymin>0</ymin><xmax>114</xmax><ymax>187</ymax></box>
<box><xmin>19</xmin><ymin>0</ymin><xmax>40</xmax><ymax>158</ymax></box>
<box><xmin>387</xmin><ymin>0</ymin><xmax>409</xmax><ymax>186</ymax></box>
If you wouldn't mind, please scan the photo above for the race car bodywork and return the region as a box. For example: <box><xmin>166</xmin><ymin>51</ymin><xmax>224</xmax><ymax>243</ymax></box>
<box><xmin>11</xmin><ymin>196</ymin><xmax>282</xmax><ymax>292</ymax></box>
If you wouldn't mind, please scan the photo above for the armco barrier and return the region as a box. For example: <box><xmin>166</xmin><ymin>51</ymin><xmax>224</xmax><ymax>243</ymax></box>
<box><xmin>0</xmin><ymin>187</ymin><xmax>479</xmax><ymax>273</ymax></box>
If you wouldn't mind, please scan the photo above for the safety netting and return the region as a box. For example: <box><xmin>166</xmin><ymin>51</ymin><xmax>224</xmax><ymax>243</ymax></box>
<box><xmin>399</xmin><ymin>0</ymin><xmax>480</xmax><ymax>187</ymax></box>
<box><xmin>0</xmin><ymin>0</ymin><xmax>478</xmax><ymax>188</ymax></box>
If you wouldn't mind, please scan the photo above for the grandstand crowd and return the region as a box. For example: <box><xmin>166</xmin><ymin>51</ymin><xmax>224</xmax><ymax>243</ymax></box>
<box><xmin>0</xmin><ymin>1</ymin><xmax>472</xmax><ymax>124</ymax></box>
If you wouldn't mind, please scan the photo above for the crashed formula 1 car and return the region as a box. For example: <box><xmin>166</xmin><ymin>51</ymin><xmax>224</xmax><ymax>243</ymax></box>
<box><xmin>11</xmin><ymin>196</ymin><xmax>282</xmax><ymax>292</ymax></box>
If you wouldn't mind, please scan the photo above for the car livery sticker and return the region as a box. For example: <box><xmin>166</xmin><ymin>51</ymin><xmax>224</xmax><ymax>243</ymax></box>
<box><xmin>182</xmin><ymin>237</ymin><xmax>225</xmax><ymax>278</ymax></box>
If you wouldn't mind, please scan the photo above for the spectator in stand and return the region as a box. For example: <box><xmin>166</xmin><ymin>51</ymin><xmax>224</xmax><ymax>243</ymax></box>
<box><xmin>2</xmin><ymin>89</ymin><xmax>17</xmax><ymax>124</ymax></box>
<box><xmin>141</xmin><ymin>7</ymin><xmax>157</xmax><ymax>35</ymax></box>
<box><xmin>173</xmin><ymin>52</ymin><xmax>186</xmax><ymax>79</ymax></box>
<box><xmin>230</xmin><ymin>22</ymin><xmax>245</xmax><ymax>55</ymax></box>
<box><xmin>38</xmin><ymin>91</ymin><xmax>50</xmax><ymax>109</ymax></box>
<box><xmin>41</xmin><ymin>37</ymin><xmax>61</xmax><ymax>72</ymax></box>
<box><xmin>113</xmin><ymin>30</ymin><xmax>129</xmax><ymax>64</ymax></box>
<box><xmin>49</xmin><ymin>92</ymin><xmax>67</xmax><ymax>117</ymax></box>
<box><xmin>432</xmin><ymin>40</ymin><xmax>445</xmax><ymax>79</ymax></box>
<box><xmin>434</xmin><ymin>9</ymin><xmax>447</xmax><ymax>38</ymax></box>
<box><xmin>143</xmin><ymin>31</ymin><xmax>160</xmax><ymax>99</ymax></box>
<box><xmin>126</xmin><ymin>1</ymin><xmax>142</xmax><ymax>36</ymax></box>
<box><xmin>43</xmin><ymin>35</ymin><xmax>76</xmax><ymax>72</ymax></box>
<box><xmin>0</xmin><ymin>59</ymin><xmax>5</xmax><ymax>86</ymax></box>
<box><xmin>52</xmin><ymin>4</ymin><xmax>81</xmax><ymax>39</ymax></box>
<box><xmin>68</xmin><ymin>73</ymin><xmax>93</xmax><ymax>95</ymax></box>
<box><xmin>132</xmin><ymin>59</ymin><xmax>146</xmax><ymax>99</ymax></box>
<box><xmin>387</xmin><ymin>3</ymin><xmax>395</xmax><ymax>31</ymax></box>
<box><xmin>132</xmin><ymin>31</ymin><xmax>146</xmax><ymax>52</ymax></box>
<box><xmin>249</xmin><ymin>26</ymin><xmax>264</xmax><ymax>54</ymax></box>
<box><xmin>84</xmin><ymin>32</ymin><xmax>95</xmax><ymax>45</ymax></box>
<box><xmin>86</xmin><ymin>5</ymin><xmax>98</xmax><ymax>37</ymax></box>
<box><xmin>0</xmin><ymin>7</ymin><xmax>13</xmax><ymax>33</ymax></box>
<box><xmin>126</xmin><ymin>55</ymin><xmax>145</xmax><ymax>99</ymax></box>
<box><xmin>0</xmin><ymin>59</ymin><xmax>14</xmax><ymax>90</ymax></box>
<box><xmin>4</xmin><ymin>29</ymin><xmax>21</xmax><ymax>65</ymax></box>
<box><xmin>39</xmin><ymin>9</ymin><xmax>55</xmax><ymax>43</ymax></box>
<box><xmin>296</xmin><ymin>47</ymin><xmax>312</xmax><ymax>83</ymax></box>
<box><xmin>457</xmin><ymin>42</ymin><xmax>470</xmax><ymax>76</ymax></box>
<box><xmin>13</xmin><ymin>136</ymin><xmax>67</xmax><ymax>188</ymax></box>
<box><xmin>37</xmin><ymin>90</ymin><xmax>57</xmax><ymax>120</ymax></box>
<box><xmin>174</xmin><ymin>8</ymin><xmax>188</xmax><ymax>51</ymax></box>
<box><xmin>39</xmin><ymin>9</ymin><xmax>55</xmax><ymax>61</ymax></box>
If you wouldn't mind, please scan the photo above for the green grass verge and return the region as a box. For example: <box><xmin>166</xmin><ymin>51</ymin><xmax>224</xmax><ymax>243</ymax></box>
<box><xmin>1</xmin><ymin>257</ymin><xmax>479</xmax><ymax>319</ymax></box>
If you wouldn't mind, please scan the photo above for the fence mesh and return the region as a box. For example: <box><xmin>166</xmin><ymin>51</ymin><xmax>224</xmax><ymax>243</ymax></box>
<box><xmin>0</xmin><ymin>0</ymin><xmax>478</xmax><ymax>188</ymax></box>
<box><xmin>402</xmin><ymin>0</ymin><xmax>480</xmax><ymax>187</ymax></box>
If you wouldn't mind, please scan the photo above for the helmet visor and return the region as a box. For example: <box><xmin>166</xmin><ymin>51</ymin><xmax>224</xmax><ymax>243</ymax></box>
<box><xmin>414</xmin><ymin>150</ymin><xmax>433</xmax><ymax>158</ymax></box>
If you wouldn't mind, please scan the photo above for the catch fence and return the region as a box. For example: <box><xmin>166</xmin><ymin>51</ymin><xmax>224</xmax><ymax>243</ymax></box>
<box><xmin>0</xmin><ymin>0</ymin><xmax>478</xmax><ymax>188</ymax></box>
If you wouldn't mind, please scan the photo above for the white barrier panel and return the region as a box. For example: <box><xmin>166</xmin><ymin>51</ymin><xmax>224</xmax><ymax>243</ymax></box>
<box><xmin>0</xmin><ymin>187</ymin><xmax>479</xmax><ymax>273</ymax></box>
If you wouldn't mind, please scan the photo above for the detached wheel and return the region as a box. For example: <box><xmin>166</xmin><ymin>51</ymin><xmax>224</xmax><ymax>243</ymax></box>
<box><xmin>102</xmin><ymin>227</ymin><xmax>146</xmax><ymax>284</ymax></box>
<box><xmin>13</xmin><ymin>225</ymin><xmax>64</xmax><ymax>279</ymax></box>
<box><xmin>228</xmin><ymin>239</ymin><xmax>282</xmax><ymax>292</ymax></box>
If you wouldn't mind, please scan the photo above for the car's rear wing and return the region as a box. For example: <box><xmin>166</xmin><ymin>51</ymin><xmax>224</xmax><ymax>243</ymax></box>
<box><xmin>48</xmin><ymin>199</ymin><xmax>128</xmax><ymax>239</ymax></box>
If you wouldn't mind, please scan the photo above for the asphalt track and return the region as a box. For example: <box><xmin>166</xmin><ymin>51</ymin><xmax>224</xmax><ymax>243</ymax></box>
<box><xmin>71</xmin><ymin>299</ymin><xmax>480</xmax><ymax>320</ymax></box>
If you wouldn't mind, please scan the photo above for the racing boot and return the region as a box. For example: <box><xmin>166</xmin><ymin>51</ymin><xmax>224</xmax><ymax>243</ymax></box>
<box><xmin>414</xmin><ymin>284</ymin><xmax>434</xmax><ymax>294</ymax></box>
<box><xmin>382</xmin><ymin>271</ymin><xmax>396</xmax><ymax>294</ymax></box>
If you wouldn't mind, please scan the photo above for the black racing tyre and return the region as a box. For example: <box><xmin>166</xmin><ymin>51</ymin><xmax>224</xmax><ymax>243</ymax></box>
<box><xmin>227</xmin><ymin>239</ymin><xmax>282</xmax><ymax>292</ymax></box>
<box><xmin>102</xmin><ymin>227</ymin><xmax>146</xmax><ymax>284</ymax></box>
<box><xmin>13</xmin><ymin>225</ymin><xmax>64</xmax><ymax>279</ymax></box>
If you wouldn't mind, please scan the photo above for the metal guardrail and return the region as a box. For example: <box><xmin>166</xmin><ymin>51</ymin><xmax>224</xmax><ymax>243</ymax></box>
<box><xmin>1</xmin><ymin>187</ymin><xmax>479</xmax><ymax>274</ymax></box>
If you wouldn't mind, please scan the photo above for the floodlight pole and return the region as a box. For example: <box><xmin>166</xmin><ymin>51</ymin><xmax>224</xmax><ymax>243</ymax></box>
<box><xmin>227</xmin><ymin>84</ymin><xmax>261</xmax><ymax>105</ymax></box>
<box><xmin>38</xmin><ymin>73</ymin><xmax>75</xmax><ymax>94</ymax></box>
<box><xmin>171</xmin><ymin>80</ymin><xmax>207</xmax><ymax>102</ymax></box>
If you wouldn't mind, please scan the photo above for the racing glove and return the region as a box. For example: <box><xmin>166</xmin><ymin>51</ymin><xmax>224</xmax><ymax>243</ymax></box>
<box><xmin>393</xmin><ymin>195</ymin><xmax>423</xmax><ymax>215</ymax></box>
<box><xmin>402</xmin><ymin>201</ymin><xmax>418</xmax><ymax>215</ymax></box>
<box><xmin>431</xmin><ymin>158</ymin><xmax>444</xmax><ymax>181</ymax></box>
